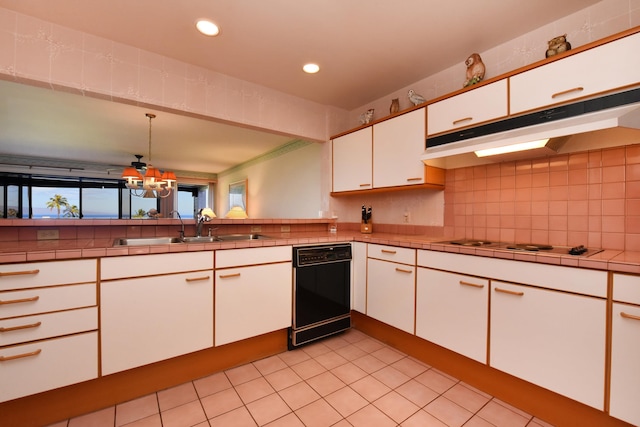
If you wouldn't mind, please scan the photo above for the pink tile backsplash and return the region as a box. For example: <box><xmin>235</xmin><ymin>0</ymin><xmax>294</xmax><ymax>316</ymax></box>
<box><xmin>445</xmin><ymin>144</ymin><xmax>640</xmax><ymax>251</ymax></box>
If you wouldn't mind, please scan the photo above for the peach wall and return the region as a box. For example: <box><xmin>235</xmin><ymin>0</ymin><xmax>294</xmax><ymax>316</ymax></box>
<box><xmin>0</xmin><ymin>7</ymin><xmax>350</xmax><ymax>142</ymax></box>
<box><xmin>443</xmin><ymin>144</ymin><xmax>640</xmax><ymax>251</ymax></box>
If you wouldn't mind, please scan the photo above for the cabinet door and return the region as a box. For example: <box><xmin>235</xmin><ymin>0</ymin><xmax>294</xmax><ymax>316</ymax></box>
<box><xmin>490</xmin><ymin>281</ymin><xmax>606</xmax><ymax>409</ymax></box>
<box><xmin>510</xmin><ymin>32</ymin><xmax>640</xmax><ymax>114</ymax></box>
<box><xmin>332</xmin><ymin>127</ymin><xmax>372</xmax><ymax>192</ymax></box>
<box><xmin>101</xmin><ymin>272</ymin><xmax>213</xmax><ymax>375</ymax></box>
<box><xmin>373</xmin><ymin>108</ymin><xmax>425</xmax><ymax>188</ymax></box>
<box><xmin>610</xmin><ymin>303</ymin><xmax>640</xmax><ymax>426</ymax></box>
<box><xmin>366</xmin><ymin>258</ymin><xmax>414</xmax><ymax>334</ymax></box>
<box><xmin>215</xmin><ymin>262</ymin><xmax>292</xmax><ymax>346</ymax></box>
<box><xmin>351</xmin><ymin>242</ymin><xmax>367</xmax><ymax>313</ymax></box>
<box><xmin>427</xmin><ymin>79</ymin><xmax>508</xmax><ymax>136</ymax></box>
<box><xmin>416</xmin><ymin>268</ymin><xmax>488</xmax><ymax>363</ymax></box>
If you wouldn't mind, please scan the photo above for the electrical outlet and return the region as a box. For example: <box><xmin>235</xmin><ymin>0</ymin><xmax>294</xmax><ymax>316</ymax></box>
<box><xmin>281</xmin><ymin>225</ymin><xmax>291</xmax><ymax>232</ymax></box>
<box><xmin>37</xmin><ymin>229</ymin><xmax>59</xmax><ymax>240</ymax></box>
<box><xmin>403</xmin><ymin>211</ymin><xmax>410</xmax><ymax>223</ymax></box>
<box><xmin>250</xmin><ymin>225</ymin><xmax>262</xmax><ymax>233</ymax></box>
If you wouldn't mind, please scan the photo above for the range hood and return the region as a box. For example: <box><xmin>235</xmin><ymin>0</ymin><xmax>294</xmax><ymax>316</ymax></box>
<box><xmin>421</xmin><ymin>87</ymin><xmax>640</xmax><ymax>163</ymax></box>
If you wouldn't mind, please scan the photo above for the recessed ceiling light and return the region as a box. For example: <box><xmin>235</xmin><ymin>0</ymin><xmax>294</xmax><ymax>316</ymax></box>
<box><xmin>303</xmin><ymin>63</ymin><xmax>320</xmax><ymax>74</ymax></box>
<box><xmin>196</xmin><ymin>20</ymin><xmax>220</xmax><ymax>36</ymax></box>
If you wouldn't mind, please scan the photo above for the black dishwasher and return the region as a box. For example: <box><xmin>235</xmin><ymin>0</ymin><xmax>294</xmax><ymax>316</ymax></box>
<box><xmin>289</xmin><ymin>243</ymin><xmax>352</xmax><ymax>349</ymax></box>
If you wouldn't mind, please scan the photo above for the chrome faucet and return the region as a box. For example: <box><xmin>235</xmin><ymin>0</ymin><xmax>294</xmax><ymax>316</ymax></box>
<box><xmin>196</xmin><ymin>208</ymin><xmax>213</xmax><ymax>237</ymax></box>
<box><xmin>169</xmin><ymin>210</ymin><xmax>185</xmax><ymax>239</ymax></box>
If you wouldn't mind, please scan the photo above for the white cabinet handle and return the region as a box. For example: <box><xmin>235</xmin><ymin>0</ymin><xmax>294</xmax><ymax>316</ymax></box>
<box><xmin>185</xmin><ymin>276</ymin><xmax>210</xmax><ymax>283</ymax></box>
<box><xmin>406</xmin><ymin>177</ymin><xmax>422</xmax><ymax>182</ymax></box>
<box><xmin>0</xmin><ymin>296</ymin><xmax>40</xmax><ymax>305</ymax></box>
<box><xmin>395</xmin><ymin>268</ymin><xmax>412</xmax><ymax>274</ymax></box>
<box><xmin>0</xmin><ymin>321</ymin><xmax>42</xmax><ymax>333</ymax></box>
<box><xmin>381</xmin><ymin>249</ymin><xmax>397</xmax><ymax>254</ymax></box>
<box><xmin>459</xmin><ymin>280</ymin><xmax>484</xmax><ymax>289</ymax></box>
<box><xmin>551</xmin><ymin>87</ymin><xmax>584</xmax><ymax>99</ymax></box>
<box><xmin>0</xmin><ymin>269</ymin><xmax>40</xmax><ymax>277</ymax></box>
<box><xmin>452</xmin><ymin>117</ymin><xmax>473</xmax><ymax>125</ymax></box>
<box><xmin>0</xmin><ymin>349</ymin><xmax>42</xmax><ymax>362</ymax></box>
<box><xmin>359</xmin><ymin>183</ymin><xmax>371</xmax><ymax>187</ymax></box>
<box><xmin>621</xmin><ymin>312</ymin><xmax>640</xmax><ymax>321</ymax></box>
<box><xmin>219</xmin><ymin>273</ymin><xmax>241</xmax><ymax>279</ymax></box>
<box><xmin>494</xmin><ymin>287</ymin><xmax>524</xmax><ymax>296</ymax></box>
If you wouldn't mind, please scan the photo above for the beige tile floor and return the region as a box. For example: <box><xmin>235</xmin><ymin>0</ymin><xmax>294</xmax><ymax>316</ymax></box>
<box><xmin>47</xmin><ymin>329</ymin><xmax>554</xmax><ymax>427</ymax></box>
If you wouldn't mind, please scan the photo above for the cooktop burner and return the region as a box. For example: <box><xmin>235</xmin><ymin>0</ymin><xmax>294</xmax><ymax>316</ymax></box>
<box><xmin>439</xmin><ymin>240</ymin><xmax>603</xmax><ymax>257</ymax></box>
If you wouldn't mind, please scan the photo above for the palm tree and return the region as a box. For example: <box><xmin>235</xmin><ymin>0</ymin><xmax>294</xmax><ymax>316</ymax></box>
<box><xmin>133</xmin><ymin>209</ymin><xmax>147</xmax><ymax>218</ymax></box>
<box><xmin>46</xmin><ymin>194</ymin><xmax>69</xmax><ymax>218</ymax></box>
<box><xmin>63</xmin><ymin>204</ymin><xmax>80</xmax><ymax>218</ymax></box>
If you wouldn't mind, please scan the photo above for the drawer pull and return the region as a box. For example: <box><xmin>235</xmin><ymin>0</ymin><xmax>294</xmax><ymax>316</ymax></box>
<box><xmin>621</xmin><ymin>312</ymin><xmax>640</xmax><ymax>321</ymax></box>
<box><xmin>0</xmin><ymin>322</ymin><xmax>42</xmax><ymax>333</ymax></box>
<box><xmin>459</xmin><ymin>280</ymin><xmax>484</xmax><ymax>289</ymax></box>
<box><xmin>359</xmin><ymin>183</ymin><xmax>371</xmax><ymax>187</ymax></box>
<box><xmin>185</xmin><ymin>276</ymin><xmax>210</xmax><ymax>283</ymax></box>
<box><xmin>0</xmin><ymin>296</ymin><xmax>40</xmax><ymax>305</ymax></box>
<box><xmin>395</xmin><ymin>268</ymin><xmax>412</xmax><ymax>274</ymax></box>
<box><xmin>0</xmin><ymin>349</ymin><xmax>42</xmax><ymax>362</ymax></box>
<box><xmin>551</xmin><ymin>87</ymin><xmax>584</xmax><ymax>99</ymax></box>
<box><xmin>0</xmin><ymin>269</ymin><xmax>40</xmax><ymax>277</ymax></box>
<box><xmin>406</xmin><ymin>177</ymin><xmax>422</xmax><ymax>182</ymax></box>
<box><xmin>381</xmin><ymin>249</ymin><xmax>397</xmax><ymax>254</ymax></box>
<box><xmin>219</xmin><ymin>273</ymin><xmax>241</xmax><ymax>279</ymax></box>
<box><xmin>495</xmin><ymin>287</ymin><xmax>524</xmax><ymax>296</ymax></box>
<box><xmin>452</xmin><ymin>117</ymin><xmax>473</xmax><ymax>125</ymax></box>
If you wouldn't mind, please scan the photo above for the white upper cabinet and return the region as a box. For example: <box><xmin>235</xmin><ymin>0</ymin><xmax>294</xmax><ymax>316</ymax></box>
<box><xmin>427</xmin><ymin>80</ymin><xmax>508</xmax><ymax>136</ymax></box>
<box><xmin>510</xmin><ymin>32</ymin><xmax>640</xmax><ymax>114</ymax></box>
<box><xmin>373</xmin><ymin>108</ymin><xmax>426</xmax><ymax>188</ymax></box>
<box><xmin>332</xmin><ymin>127</ymin><xmax>373</xmax><ymax>192</ymax></box>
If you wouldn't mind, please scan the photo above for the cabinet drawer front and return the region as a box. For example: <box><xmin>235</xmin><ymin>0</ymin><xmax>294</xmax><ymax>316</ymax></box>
<box><xmin>417</xmin><ymin>250</ymin><xmax>607</xmax><ymax>297</ymax></box>
<box><xmin>0</xmin><ymin>307</ymin><xmax>97</xmax><ymax>347</ymax></box>
<box><xmin>510</xmin><ymin>32</ymin><xmax>640</xmax><ymax>114</ymax></box>
<box><xmin>0</xmin><ymin>331</ymin><xmax>98</xmax><ymax>403</ymax></box>
<box><xmin>216</xmin><ymin>246</ymin><xmax>291</xmax><ymax>268</ymax></box>
<box><xmin>101</xmin><ymin>251</ymin><xmax>213</xmax><ymax>280</ymax></box>
<box><xmin>0</xmin><ymin>259</ymin><xmax>96</xmax><ymax>291</ymax></box>
<box><xmin>368</xmin><ymin>244</ymin><xmax>415</xmax><ymax>265</ymax></box>
<box><xmin>613</xmin><ymin>273</ymin><xmax>640</xmax><ymax>305</ymax></box>
<box><xmin>427</xmin><ymin>79</ymin><xmax>508</xmax><ymax>136</ymax></box>
<box><xmin>0</xmin><ymin>283</ymin><xmax>96</xmax><ymax>319</ymax></box>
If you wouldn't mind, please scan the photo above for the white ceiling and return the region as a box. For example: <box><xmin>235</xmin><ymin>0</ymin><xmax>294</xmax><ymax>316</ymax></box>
<box><xmin>0</xmin><ymin>0</ymin><xmax>599</xmax><ymax>175</ymax></box>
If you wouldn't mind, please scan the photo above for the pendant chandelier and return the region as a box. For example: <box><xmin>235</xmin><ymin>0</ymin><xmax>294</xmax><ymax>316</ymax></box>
<box><xmin>121</xmin><ymin>113</ymin><xmax>176</xmax><ymax>198</ymax></box>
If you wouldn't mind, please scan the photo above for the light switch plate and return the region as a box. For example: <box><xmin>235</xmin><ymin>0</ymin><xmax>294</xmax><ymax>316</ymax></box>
<box><xmin>37</xmin><ymin>229</ymin><xmax>59</xmax><ymax>240</ymax></box>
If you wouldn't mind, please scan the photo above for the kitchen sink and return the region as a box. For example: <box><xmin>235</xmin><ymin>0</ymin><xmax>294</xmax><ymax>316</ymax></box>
<box><xmin>113</xmin><ymin>237</ymin><xmax>183</xmax><ymax>246</ymax></box>
<box><xmin>181</xmin><ymin>236</ymin><xmax>219</xmax><ymax>243</ymax></box>
<box><xmin>215</xmin><ymin>233</ymin><xmax>271</xmax><ymax>241</ymax></box>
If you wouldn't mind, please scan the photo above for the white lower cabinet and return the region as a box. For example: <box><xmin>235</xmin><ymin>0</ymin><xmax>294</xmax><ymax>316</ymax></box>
<box><xmin>609</xmin><ymin>273</ymin><xmax>640</xmax><ymax>426</ymax></box>
<box><xmin>366</xmin><ymin>255</ymin><xmax>415</xmax><ymax>334</ymax></box>
<box><xmin>490</xmin><ymin>280</ymin><xmax>606</xmax><ymax>410</ymax></box>
<box><xmin>100</xmin><ymin>252</ymin><xmax>214</xmax><ymax>375</ymax></box>
<box><xmin>351</xmin><ymin>242</ymin><xmax>367</xmax><ymax>313</ymax></box>
<box><xmin>0</xmin><ymin>332</ymin><xmax>97</xmax><ymax>403</ymax></box>
<box><xmin>215</xmin><ymin>246</ymin><xmax>292</xmax><ymax>346</ymax></box>
<box><xmin>416</xmin><ymin>268</ymin><xmax>488</xmax><ymax>363</ymax></box>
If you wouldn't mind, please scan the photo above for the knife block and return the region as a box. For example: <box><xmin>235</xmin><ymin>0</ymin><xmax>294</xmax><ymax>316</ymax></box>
<box><xmin>360</xmin><ymin>221</ymin><xmax>372</xmax><ymax>234</ymax></box>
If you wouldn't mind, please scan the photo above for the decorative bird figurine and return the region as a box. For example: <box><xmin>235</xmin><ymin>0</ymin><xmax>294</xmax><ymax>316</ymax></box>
<box><xmin>408</xmin><ymin>89</ymin><xmax>426</xmax><ymax>106</ymax></box>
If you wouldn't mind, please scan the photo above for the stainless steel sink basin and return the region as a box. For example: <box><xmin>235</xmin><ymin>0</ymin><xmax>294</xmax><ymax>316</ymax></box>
<box><xmin>113</xmin><ymin>237</ymin><xmax>183</xmax><ymax>246</ymax></box>
<box><xmin>181</xmin><ymin>236</ymin><xmax>219</xmax><ymax>243</ymax></box>
<box><xmin>215</xmin><ymin>234</ymin><xmax>271</xmax><ymax>241</ymax></box>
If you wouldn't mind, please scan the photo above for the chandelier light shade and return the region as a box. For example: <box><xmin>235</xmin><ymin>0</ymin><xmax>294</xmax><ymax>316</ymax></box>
<box><xmin>121</xmin><ymin>113</ymin><xmax>176</xmax><ymax>198</ymax></box>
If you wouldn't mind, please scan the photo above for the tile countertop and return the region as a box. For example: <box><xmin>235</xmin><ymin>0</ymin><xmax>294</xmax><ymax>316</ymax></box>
<box><xmin>0</xmin><ymin>231</ymin><xmax>638</xmax><ymax>274</ymax></box>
